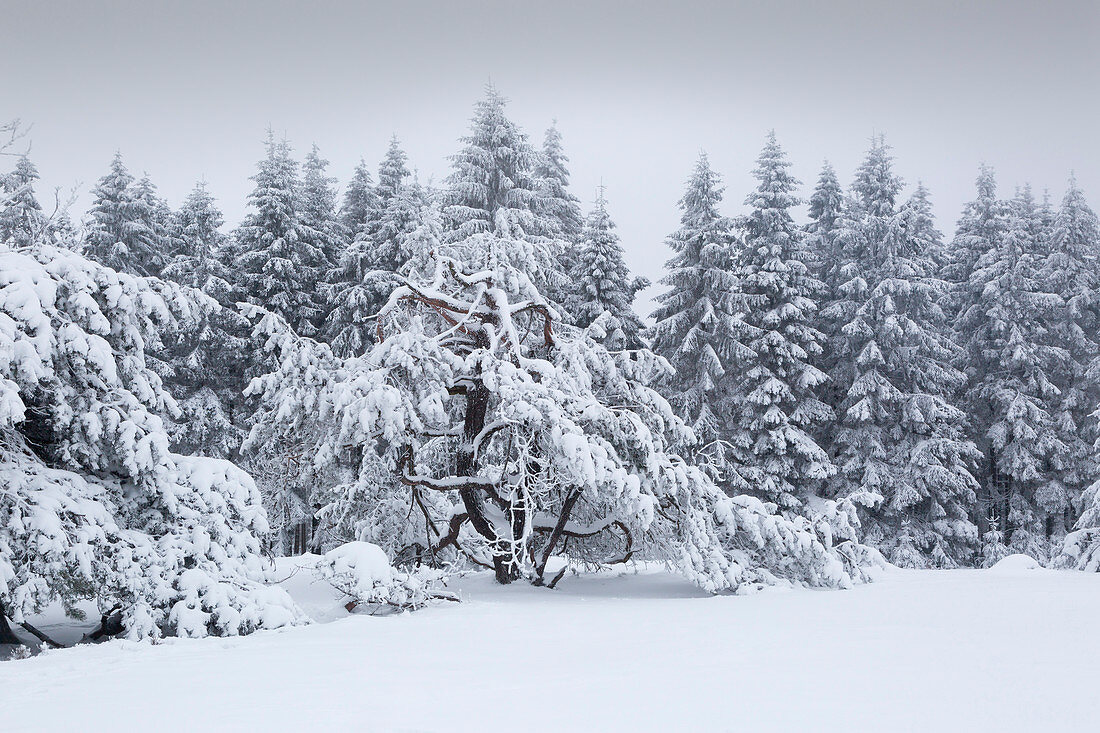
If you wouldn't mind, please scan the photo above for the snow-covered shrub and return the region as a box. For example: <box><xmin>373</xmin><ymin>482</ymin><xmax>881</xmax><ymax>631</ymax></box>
<box><xmin>0</xmin><ymin>243</ymin><xmax>303</xmax><ymax>639</ymax></box>
<box><xmin>1056</xmin><ymin>478</ymin><xmax>1100</xmax><ymax>571</ymax></box>
<box><xmin>315</xmin><ymin>542</ymin><xmax>447</xmax><ymax>611</ymax></box>
<box><xmin>247</xmin><ymin>252</ymin><xmax>867</xmax><ymax>592</ymax></box>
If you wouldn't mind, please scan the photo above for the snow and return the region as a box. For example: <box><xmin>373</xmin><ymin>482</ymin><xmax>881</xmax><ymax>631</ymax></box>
<box><xmin>4</xmin><ymin>563</ymin><xmax>1099</xmax><ymax>732</ymax></box>
<box><xmin>988</xmin><ymin>553</ymin><xmax>1048</xmax><ymax>574</ymax></box>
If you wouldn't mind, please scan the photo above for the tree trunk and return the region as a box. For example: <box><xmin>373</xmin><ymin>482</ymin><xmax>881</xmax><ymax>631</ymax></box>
<box><xmin>0</xmin><ymin>599</ymin><xmax>21</xmax><ymax>645</ymax></box>
<box><xmin>455</xmin><ymin>380</ymin><xmax>518</xmax><ymax>584</ymax></box>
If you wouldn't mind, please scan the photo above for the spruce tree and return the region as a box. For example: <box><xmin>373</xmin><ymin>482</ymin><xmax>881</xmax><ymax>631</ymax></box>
<box><xmin>1043</xmin><ymin>178</ymin><xmax>1100</xmax><ymax>535</ymax></box>
<box><xmin>956</xmin><ymin>170</ymin><xmax>1067</xmax><ymax>561</ymax></box>
<box><xmin>324</xmin><ymin>140</ymin><xmax>425</xmax><ymax>357</ymax></box>
<box><xmin>534</xmin><ymin>123</ymin><xmax>584</xmax><ymax>259</ymax></box>
<box><xmin>82</xmin><ymin>153</ymin><xmax>168</xmax><ymax>277</ymax></box>
<box><xmin>339</xmin><ymin>158</ymin><xmax>380</xmax><ymax>239</ymax></box>
<box><xmin>570</xmin><ymin>187</ymin><xmax>649</xmax><ymax>349</ymax></box>
<box><xmin>0</xmin><ymin>155</ymin><xmax>46</xmax><ymax>248</ymax></box>
<box><xmin>160</xmin><ymin>182</ymin><xmax>250</xmax><ymax>459</ymax></box>
<box><xmin>442</xmin><ymin>86</ymin><xmax>565</xmax><ymax>300</ymax></box>
<box><xmin>651</xmin><ymin>153</ymin><xmax>754</xmax><ymax>490</ymax></box>
<box><xmin>377</xmin><ymin>135</ymin><xmax>410</xmax><ymax>207</ymax></box>
<box><xmin>729</xmin><ymin>133</ymin><xmax>833</xmax><ymax>509</ymax></box>
<box><xmin>823</xmin><ymin>140</ymin><xmax>980</xmax><ymax>565</ymax></box>
<box><xmin>942</xmin><ymin>165</ymin><xmax>1001</xmax><ymax>321</ymax></box>
<box><xmin>233</xmin><ymin>132</ymin><xmax>326</xmax><ymax>337</ymax></box>
<box><xmin>300</xmin><ymin>143</ymin><xmax>345</xmax><ymax>270</ymax></box>
<box><xmin>805</xmin><ymin>161</ymin><xmax>844</xmax><ymax>282</ymax></box>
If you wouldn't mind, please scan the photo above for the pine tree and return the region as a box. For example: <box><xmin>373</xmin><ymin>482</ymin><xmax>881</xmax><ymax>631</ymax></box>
<box><xmin>248</xmin><ymin>250</ymin><xmax>864</xmax><ymax>591</ymax></box>
<box><xmin>1</xmin><ymin>240</ymin><xmax>302</xmax><ymax>640</ymax></box>
<box><xmin>729</xmin><ymin>133</ymin><xmax>833</xmax><ymax>509</ymax></box>
<box><xmin>377</xmin><ymin>135</ymin><xmax>410</xmax><ymax>207</ymax></box>
<box><xmin>651</xmin><ymin>153</ymin><xmax>754</xmax><ymax>489</ymax></box>
<box><xmin>300</xmin><ymin>144</ymin><xmax>345</xmax><ymax>268</ymax></box>
<box><xmin>534</xmin><ymin>123</ymin><xmax>584</xmax><ymax>263</ymax></box>
<box><xmin>233</xmin><ymin>132</ymin><xmax>327</xmax><ymax>337</ymax></box>
<box><xmin>339</xmin><ymin>158</ymin><xmax>380</xmax><ymax>239</ymax></box>
<box><xmin>956</xmin><ymin>169</ymin><xmax>1068</xmax><ymax>561</ymax></box>
<box><xmin>160</xmin><ymin>182</ymin><xmax>250</xmax><ymax>459</ymax></box>
<box><xmin>82</xmin><ymin>153</ymin><xmax>168</xmax><ymax>277</ymax></box>
<box><xmin>805</xmin><ymin>161</ymin><xmax>844</xmax><ymax>282</ymax></box>
<box><xmin>0</xmin><ymin>155</ymin><xmax>46</xmax><ymax>248</ymax></box>
<box><xmin>442</xmin><ymin>86</ymin><xmax>565</xmax><ymax>299</ymax></box>
<box><xmin>823</xmin><ymin>141</ymin><xmax>979</xmax><ymax>565</ymax></box>
<box><xmin>324</xmin><ymin>144</ymin><xmax>429</xmax><ymax>357</ymax></box>
<box><xmin>569</xmin><ymin>187</ymin><xmax>649</xmax><ymax>349</ymax></box>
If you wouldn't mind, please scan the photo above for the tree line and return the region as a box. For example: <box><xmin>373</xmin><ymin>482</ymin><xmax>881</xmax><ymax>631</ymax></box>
<box><xmin>3</xmin><ymin>86</ymin><xmax>1100</xmax><ymax>642</ymax></box>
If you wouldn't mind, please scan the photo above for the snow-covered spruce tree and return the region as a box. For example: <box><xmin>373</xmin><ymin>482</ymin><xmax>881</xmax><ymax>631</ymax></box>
<box><xmin>376</xmin><ymin>135</ymin><xmax>410</xmax><ymax>206</ymax></box>
<box><xmin>442</xmin><ymin>86</ymin><xmax>566</xmax><ymax>302</ymax></box>
<box><xmin>651</xmin><ymin>153</ymin><xmax>755</xmax><ymax>492</ymax></box>
<box><xmin>823</xmin><ymin>141</ymin><xmax>980</xmax><ymax>566</ymax></box>
<box><xmin>300</xmin><ymin>144</ymin><xmax>346</xmax><ymax>284</ymax></box>
<box><xmin>0</xmin><ymin>239</ymin><xmax>301</xmax><ymax>641</ymax></box>
<box><xmin>340</xmin><ymin>158</ymin><xmax>381</xmax><ymax>241</ymax></box>
<box><xmin>82</xmin><ymin>153</ymin><xmax>169</xmax><ymax>278</ymax></box>
<box><xmin>159</xmin><ymin>182</ymin><xmax>251</xmax><ymax>459</ymax></box>
<box><xmin>233</xmin><ymin>132</ymin><xmax>327</xmax><ymax>338</ymax></box>
<box><xmin>533</xmin><ymin>122</ymin><xmax>584</xmax><ymax>291</ymax></box>
<box><xmin>805</xmin><ymin>161</ymin><xmax>844</xmax><ymax>282</ymax></box>
<box><xmin>0</xmin><ymin>155</ymin><xmax>48</xmax><ymax>250</ymax></box>
<box><xmin>847</xmin><ymin>195</ymin><xmax>978</xmax><ymax>565</ymax></box>
<box><xmin>1042</xmin><ymin>178</ymin><xmax>1100</xmax><ymax>536</ymax></box>
<box><xmin>941</xmin><ymin>165</ymin><xmax>1002</xmax><ymax>323</ymax></box>
<box><xmin>728</xmin><ymin>133</ymin><xmax>833</xmax><ymax>510</ymax></box>
<box><xmin>246</xmin><ymin>252</ymin><xmax>867</xmax><ymax>590</ymax></box>
<box><xmin>324</xmin><ymin>140</ymin><xmax>430</xmax><ymax>357</ymax></box>
<box><xmin>569</xmin><ymin>188</ymin><xmax>649</xmax><ymax>349</ymax></box>
<box><xmin>956</xmin><ymin>171</ymin><xmax>1068</xmax><ymax>562</ymax></box>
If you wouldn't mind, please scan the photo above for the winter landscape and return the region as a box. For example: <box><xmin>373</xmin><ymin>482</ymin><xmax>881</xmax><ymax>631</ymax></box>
<box><xmin>3</xmin><ymin>2</ymin><xmax>1100</xmax><ymax>731</ymax></box>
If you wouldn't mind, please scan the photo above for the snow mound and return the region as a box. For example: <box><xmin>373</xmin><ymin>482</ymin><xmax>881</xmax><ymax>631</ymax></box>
<box><xmin>314</xmin><ymin>542</ymin><xmax>447</xmax><ymax>611</ymax></box>
<box><xmin>988</xmin><ymin>554</ymin><xmax>1047</xmax><ymax>574</ymax></box>
<box><xmin>319</xmin><ymin>542</ymin><xmax>394</xmax><ymax>594</ymax></box>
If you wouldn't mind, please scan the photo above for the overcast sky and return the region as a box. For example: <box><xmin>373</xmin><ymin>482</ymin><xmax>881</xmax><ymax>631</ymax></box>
<box><xmin>4</xmin><ymin>0</ymin><xmax>1098</xmax><ymax>311</ymax></box>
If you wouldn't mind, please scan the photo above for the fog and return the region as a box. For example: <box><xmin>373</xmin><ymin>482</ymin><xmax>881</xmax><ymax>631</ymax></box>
<box><xmin>4</xmin><ymin>0</ymin><xmax>1098</xmax><ymax>310</ymax></box>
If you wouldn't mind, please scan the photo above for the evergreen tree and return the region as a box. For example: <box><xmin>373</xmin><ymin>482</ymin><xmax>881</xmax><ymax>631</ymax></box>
<box><xmin>377</xmin><ymin>135</ymin><xmax>410</xmax><ymax>207</ymax></box>
<box><xmin>160</xmin><ymin>182</ymin><xmax>250</xmax><ymax>459</ymax></box>
<box><xmin>534</xmin><ymin>123</ymin><xmax>584</xmax><ymax>263</ymax></box>
<box><xmin>956</xmin><ymin>170</ymin><xmax>1068</xmax><ymax>561</ymax></box>
<box><xmin>82</xmin><ymin>153</ymin><xmax>168</xmax><ymax>277</ymax></box>
<box><xmin>569</xmin><ymin>187</ymin><xmax>649</xmax><ymax>349</ymax></box>
<box><xmin>729</xmin><ymin>133</ymin><xmax>833</xmax><ymax>509</ymax></box>
<box><xmin>1043</xmin><ymin>178</ymin><xmax>1100</xmax><ymax>535</ymax></box>
<box><xmin>324</xmin><ymin>146</ymin><xmax>429</xmax><ymax>357</ymax></box>
<box><xmin>339</xmin><ymin>158</ymin><xmax>380</xmax><ymax>239</ymax></box>
<box><xmin>233</xmin><ymin>132</ymin><xmax>327</xmax><ymax>337</ymax></box>
<box><xmin>0</xmin><ymin>155</ymin><xmax>46</xmax><ymax>248</ymax></box>
<box><xmin>1</xmin><ymin>240</ymin><xmax>302</xmax><ymax>641</ymax></box>
<box><xmin>651</xmin><ymin>153</ymin><xmax>754</xmax><ymax>489</ymax></box>
<box><xmin>805</xmin><ymin>161</ymin><xmax>844</xmax><ymax>282</ymax></box>
<box><xmin>942</xmin><ymin>165</ymin><xmax>1001</xmax><ymax>320</ymax></box>
<box><xmin>442</xmin><ymin>86</ymin><xmax>564</xmax><ymax>299</ymax></box>
<box><xmin>300</xmin><ymin>143</ymin><xmax>345</xmax><ymax>268</ymax></box>
<box><xmin>823</xmin><ymin>141</ymin><xmax>979</xmax><ymax>565</ymax></box>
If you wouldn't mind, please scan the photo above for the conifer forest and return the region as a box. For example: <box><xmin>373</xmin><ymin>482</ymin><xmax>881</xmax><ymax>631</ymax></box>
<box><xmin>3</xmin><ymin>2</ymin><xmax>1099</xmax><ymax>731</ymax></box>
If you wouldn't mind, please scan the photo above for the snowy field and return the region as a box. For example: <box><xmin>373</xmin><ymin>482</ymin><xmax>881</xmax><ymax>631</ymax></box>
<box><xmin>3</xmin><ymin>557</ymin><xmax>1098</xmax><ymax>732</ymax></box>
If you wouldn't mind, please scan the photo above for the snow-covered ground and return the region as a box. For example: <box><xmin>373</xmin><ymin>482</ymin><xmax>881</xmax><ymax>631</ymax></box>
<box><xmin>3</xmin><ymin>557</ymin><xmax>1098</xmax><ymax>732</ymax></box>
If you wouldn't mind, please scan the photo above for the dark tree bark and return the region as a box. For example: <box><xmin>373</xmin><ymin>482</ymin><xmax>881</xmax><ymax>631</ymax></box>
<box><xmin>455</xmin><ymin>380</ymin><xmax>519</xmax><ymax>584</ymax></box>
<box><xmin>0</xmin><ymin>600</ymin><xmax>21</xmax><ymax>645</ymax></box>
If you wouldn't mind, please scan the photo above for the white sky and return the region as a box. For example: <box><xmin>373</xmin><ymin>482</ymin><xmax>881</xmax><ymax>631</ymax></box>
<box><xmin>4</xmin><ymin>0</ymin><xmax>1098</xmax><ymax>313</ymax></box>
